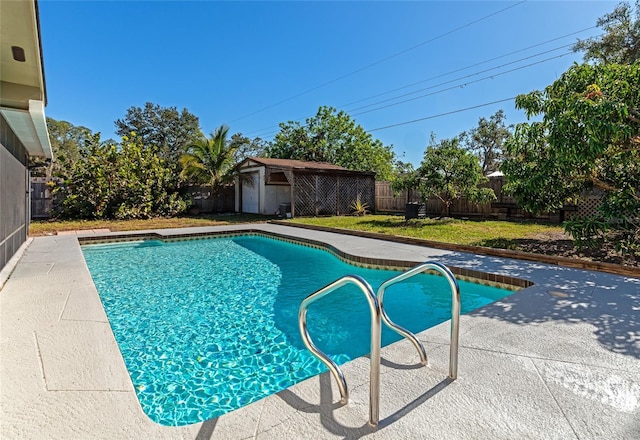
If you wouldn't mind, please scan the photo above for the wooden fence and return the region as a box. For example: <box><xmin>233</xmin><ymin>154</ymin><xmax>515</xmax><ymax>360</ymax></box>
<box><xmin>30</xmin><ymin>176</ymin><xmax>601</xmax><ymax>221</ymax></box>
<box><xmin>374</xmin><ymin>178</ymin><xmax>599</xmax><ymax>222</ymax></box>
<box><xmin>29</xmin><ymin>180</ymin><xmax>236</xmax><ymax>219</ymax></box>
<box><xmin>375</xmin><ymin>179</ymin><xmax>504</xmax><ymax>217</ymax></box>
<box><xmin>375</xmin><ymin>182</ymin><xmax>420</xmax><ymax>212</ymax></box>
<box><xmin>185</xmin><ymin>185</ymin><xmax>235</xmax><ymax>213</ymax></box>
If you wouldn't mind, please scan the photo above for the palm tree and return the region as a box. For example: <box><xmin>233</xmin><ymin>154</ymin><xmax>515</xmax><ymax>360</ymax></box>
<box><xmin>180</xmin><ymin>125</ymin><xmax>237</xmax><ymax>202</ymax></box>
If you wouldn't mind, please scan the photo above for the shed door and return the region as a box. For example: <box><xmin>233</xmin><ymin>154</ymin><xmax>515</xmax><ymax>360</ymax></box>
<box><xmin>242</xmin><ymin>172</ymin><xmax>259</xmax><ymax>214</ymax></box>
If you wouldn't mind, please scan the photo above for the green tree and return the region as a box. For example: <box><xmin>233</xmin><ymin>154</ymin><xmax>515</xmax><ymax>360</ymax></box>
<box><xmin>56</xmin><ymin>133</ymin><xmax>187</xmax><ymax>219</ymax></box>
<box><xmin>55</xmin><ymin>133</ymin><xmax>118</xmax><ymax>218</ymax></box>
<box><xmin>46</xmin><ymin>117</ymin><xmax>93</xmax><ymax>178</ymax></box>
<box><xmin>28</xmin><ymin>117</ymin><xmax>93</xmax><ymax>178</ymax></box>
<box><xmin>398</xmin><ymin>134</ymin><xmax>495</xmax><ymax>216</ymax></box>
<box><xmin>502</xmin><ymin>63</ymin><xmax>640</xmax><ymax>256</ymax></box>
<box><xmin>461</xmin><ymin>110</ymin><xmax>512</xmax><ymax>174</ymax></box>
<box><xmin>114</xmin><ymin>102</ymin><xmax>202</xmax><ymax>161</ymax></box>
<box><xmin>573</xmin><ymin>1</ymin><xmax>640</xmax><ymax>64</ymax></box>
<box><xmin>229</xmin><ymin>132</ymin><xmax>268</xmax><ymax>164</ymax></box>
<box><xmin>180</xmin><ymin>125</ymin><xmax>238</xmax><ymax>198</ymax></box>
<box><xmin>267</xmin><ymin>106</ymin><xmax>396</xmax><ymax>180</ymax></box>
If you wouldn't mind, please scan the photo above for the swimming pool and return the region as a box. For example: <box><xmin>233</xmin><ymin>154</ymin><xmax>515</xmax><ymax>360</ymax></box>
<box><xmin>82</xmin><ymin>234</ymin><xmax>516</xmax><ymax>426</ymax></box>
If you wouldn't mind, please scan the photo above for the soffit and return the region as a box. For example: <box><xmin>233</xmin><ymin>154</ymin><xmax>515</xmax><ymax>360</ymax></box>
<box><xmin>0</xmin><ymin>0</ymin><xmax>45</xmax><ymax>109</ymax></box>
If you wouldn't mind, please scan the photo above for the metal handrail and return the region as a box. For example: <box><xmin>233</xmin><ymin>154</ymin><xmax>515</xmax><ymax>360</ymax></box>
<box><xmin>377</xmin><ymin>261</ymin><xmax>461</xmax><ymax>380</ymax></box>
<box><xmin>298</xmin><ymin>275</ymin><xmax>381</xmax><ymax>427</ymax></box>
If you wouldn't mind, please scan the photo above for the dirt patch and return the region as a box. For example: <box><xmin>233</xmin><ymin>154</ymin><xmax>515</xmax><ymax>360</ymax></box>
<box><xmin>483</xmin><ymin>230</ymin><xmax>639</xmax><ymax>268</ymax></box>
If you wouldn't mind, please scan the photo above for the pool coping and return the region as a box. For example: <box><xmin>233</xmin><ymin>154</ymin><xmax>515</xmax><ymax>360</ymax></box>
<box><xmin>78</xmin><ymin>230</ymin><xmax>533</xmax><ymax>291</ymax></box>
<box><xmin>1</xmin><ymin>223</ymin><xmax>639</xmax><ymax>439</ymax></box>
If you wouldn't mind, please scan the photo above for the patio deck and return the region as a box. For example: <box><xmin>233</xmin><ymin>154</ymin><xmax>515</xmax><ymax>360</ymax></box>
<box><xmin>1</xmin><ymin>223</ymin><xmax>638</xmax><ymax>439</ymax></box>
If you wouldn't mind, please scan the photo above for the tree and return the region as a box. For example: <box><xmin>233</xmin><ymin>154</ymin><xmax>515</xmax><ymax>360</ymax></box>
<box><xmin>502</xmin><ymin>62</ymin><xmax>640</xmax><ymax>256</ymax></box>
<box><xmin>180</xmin><ymin>125</ymin><xmax>238</xmax><ymax>197</ymax></box>
<box><xmin>46</xmin><ymin>117</ymin><xmax>93</xmax><ymax>178</ymax></box>
<box><xmin>228</xmin><ymin>132</ymin><xmax>268</xmax><ymax>164</ymax></box>
<box><xmin>267</xmin><ymin>106</ymin><xmax>396</xmax><ymax>180</ymax></box>
<box><xmin>398</xmin><ymin>134</ymin><xmax>495</xmax><ymax>216</ymax></box>
<box><xmin>28</xmin><ymin>117</ymin><xmax>93</xmax><ymax>178</ymax></box>
<box><xmin>114</xmin><ymin>102</ymin><xmax>202</xmax><ymax>161</ymax></box>
<box><xmin>573</xmin><ymin>1</ymin><xmax>640</xmax><ymax>64</ymax></box>
<box><xmin>55</xmin><ymin>133</ymin><xmax>188</xmax><ymax>219</ymax></box>
<box><xmin>461</xmin><ymin>110</ymin><xmax>512</xmax><ymax>174</ymax></box>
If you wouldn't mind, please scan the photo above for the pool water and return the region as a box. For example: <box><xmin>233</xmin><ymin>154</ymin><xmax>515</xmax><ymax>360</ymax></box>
<box><xmin>82</xmin><ymin>235</ymin><xmax>514</xmax><ymax>426</ymax></box>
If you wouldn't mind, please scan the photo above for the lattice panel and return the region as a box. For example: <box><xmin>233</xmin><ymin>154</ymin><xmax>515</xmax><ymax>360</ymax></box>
<box><xmin>359</xmin><ymin>176</ymin><xmax>376</xmax><ymax>212</ymax></box>
<box><xmin>316</xmin><ymin>176</ymin><xmax>337</xmax><ymax>215</ymax></box>
<box><xmin>338</xmin><ymin>176</ymin><xmax>359</xmax><ymax>215</ymax></box>
<box><xmin>293</xmin><ymin>173</ymin><xmax>376</xmax><ymax>216</ymax></box>
<box><xmin>576</xmin><ymin>195</ymin><xmax>602</xmax><ymax>218</ymax></box>
<box><xmin>294</xmin><ymin>174</ymin><xmax>318</xmax><ymax>216</ymax></box>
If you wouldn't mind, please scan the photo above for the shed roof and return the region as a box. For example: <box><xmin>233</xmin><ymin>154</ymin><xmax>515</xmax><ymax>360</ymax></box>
<box><xmin>241</xmin><ymin>157</ymin><xmax>349</xmax><ymax>171</ymax></box>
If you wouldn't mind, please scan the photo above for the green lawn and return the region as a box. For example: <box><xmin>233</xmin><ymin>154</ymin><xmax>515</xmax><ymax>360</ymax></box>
<box><xmin>31</xmin><ymin>213</ymin><xmax>634</xmax><ymax>267</ymax></box>
<box><xmin>289</xmin><ymin>215</ymin><xmax>566</xmax><ymax>248</ymax></box>
<box><xmin>30</xmin><ymin>213</ymin><xmax>566</xmax><ymax>252</ymax></box>
<box><xmin>29</xmin><ymin>214</ymin><xmax>274</xmax><ymax>236</ymax></box>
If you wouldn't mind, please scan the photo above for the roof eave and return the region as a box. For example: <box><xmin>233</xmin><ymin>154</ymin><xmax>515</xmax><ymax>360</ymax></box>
<box><xmin>0</xmin><ymin>100</ymin><xmax>53</xmax><ymax>159</ymax></box>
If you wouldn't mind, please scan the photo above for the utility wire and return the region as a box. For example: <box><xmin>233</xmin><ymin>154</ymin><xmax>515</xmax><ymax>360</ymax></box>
<box><xmin>259</xmin><ymin>96</ymin><xmax>516</xmax><ymax>139</ymax></box>
<box><xmin>351</xmin><ymin>52</ymin><xmax>573</xmax><ymax>116</ymax></box>
<box><xmin>338</xmin><ymin>25</ymin><xmax>596</xmax><ymax>109</ymax></box>
<box><xmin>231</xmin><ymin>0</ymin><xmax>527</xmax><ymax>123</ymax></box>
<box><xmin>367</xmin><ymin>97</ymin><xmax>517</xmax><ymax>132</ymax></box>
<box><xmin>249</xmin><ymin>49</ymin><xmax>571</xmax><ymax>138</ymax></box>
<box><xmin>259</xmin><ymin>96</ymin><xmax>516</xmax><ymax>140</ymax></box>
<box><xmin>245</xmin><ymin>29</ymin><xmax>598</xmax><ymax>138</ymax></box>
<box><xmin>345</xmin><ymin>44</ymin><xmax>575</xmax><ymax>113</ymax></box>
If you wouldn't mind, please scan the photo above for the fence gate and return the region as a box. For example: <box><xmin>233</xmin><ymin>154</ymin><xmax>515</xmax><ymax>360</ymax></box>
<box><xmin>30</xmin><ymin>178</ymin><xmax>53</xmax><ymax>219</ymax></box>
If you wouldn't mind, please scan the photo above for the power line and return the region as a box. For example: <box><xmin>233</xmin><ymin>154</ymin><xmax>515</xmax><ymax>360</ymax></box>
<box><xmin>245</xmin><ymin>28</ymin><xmax>598</xmax><ymax>138</ymax></box>
<box><xmin>337</xmin><ymin>25</ymin><xmax>596</xmax><ymax>109</ymax></box>
<box><xmin>345</xmin><ymin>44</ymin><xmax>575</xmax><ymax>114</ymax></box>
<box><xmin>256</xmin><ymin>129</ymin><xmax>281</xmax><ymax>139</ymax></box>
<box><xmin>231</xmin><ymin>0</ymin><xmax>527</xmax><ymax>123</ymax></box>
<box><xmin>351</xmin><ymin>52</ymin><xmax>572</xmax><ymax>116</ymax></box>
<box><xmin>367</xmin><ymin>97</ymin><xmax>517</xmax><ymax>132</ymax></box>
<box><xmin>248</xmin><ymin>50</ymin><xmax>570</xmax><ymax>139</ymax></box>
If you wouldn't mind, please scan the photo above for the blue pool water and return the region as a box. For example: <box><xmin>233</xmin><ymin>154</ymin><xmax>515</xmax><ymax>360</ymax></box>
<box><xmin>82</xmin><ymin>235</ymin><xmax>514</xmax><ymax>426</ymax></box>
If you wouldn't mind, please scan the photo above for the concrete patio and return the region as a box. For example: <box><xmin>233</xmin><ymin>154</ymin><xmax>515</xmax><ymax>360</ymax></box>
<box><xmin>1</xmin><ymin>223</ymin><xmax>638</xmax><ymax>439</ymax></box>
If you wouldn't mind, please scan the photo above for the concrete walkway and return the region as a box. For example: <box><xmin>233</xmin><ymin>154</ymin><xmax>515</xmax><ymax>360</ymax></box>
<box><xmin>1</xmin><ymin>223</ymin><xmax>638</xmax><ymax>439</ymax></box>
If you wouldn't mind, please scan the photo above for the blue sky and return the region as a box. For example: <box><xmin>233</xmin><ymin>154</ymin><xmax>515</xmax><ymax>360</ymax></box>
<box><xmin>39</xmin><ymin>1</ymin><xmax>617</xmax><ymax>165</ymax></box>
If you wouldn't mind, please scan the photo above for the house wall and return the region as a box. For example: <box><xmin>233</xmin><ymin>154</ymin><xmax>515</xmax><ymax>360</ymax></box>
<box><xmin>264</xmin><ymin>185</ymin><xmax>291</xmax><ymax>215</ymax></box>
<box><xmin>0</xmin><ymin>114</ymin><xmax>29</xmax><ymax>270</ymax></box>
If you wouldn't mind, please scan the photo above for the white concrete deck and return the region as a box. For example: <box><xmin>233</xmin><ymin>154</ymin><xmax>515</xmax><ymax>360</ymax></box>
<box><xmin>1</xmin><ymin>223</ymin><xmax>638</xmax><ymax>439</ymax></box>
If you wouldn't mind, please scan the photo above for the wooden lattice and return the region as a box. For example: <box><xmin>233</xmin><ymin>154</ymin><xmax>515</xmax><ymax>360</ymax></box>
<box><xmin>338</xmin><ymin>176</ymin><xmax>359</xmax><ymax>214</ymax></box>
<box><xmin>293</xmin><ymin>173</ymin><xmax>375</xmax><ymax>216</ymax></box>
<box><xmin>576</xmin><ymin>195</ymin><xmax>602</xmax><ymax>218</ymax></box>
<box><xmin>316</xmin><ymin>176</ymin><xmax>337</xmax><ymax>215</ymax></box>
<box><xmin>360</xmin><ymin>176</ymin><xmax>375</xmax><ymax>213</ymax></box>
<box><xmin>294</xmin><ymin>174</ymin><xmax>317</xmax><ymax>216</ymax></box>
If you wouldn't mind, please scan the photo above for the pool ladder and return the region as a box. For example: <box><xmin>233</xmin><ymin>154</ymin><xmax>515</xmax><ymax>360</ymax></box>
<box><xmin>298</xmin><ymin>261</ymin><xmax>461</xmax><ymax>428</ymax></box>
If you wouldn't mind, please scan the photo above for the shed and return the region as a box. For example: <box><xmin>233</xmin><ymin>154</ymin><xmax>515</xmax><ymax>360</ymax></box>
<box><xmin>235</xmin><ymin>157</ymin><xmax>375</xmax><ymax>217</ymax></box>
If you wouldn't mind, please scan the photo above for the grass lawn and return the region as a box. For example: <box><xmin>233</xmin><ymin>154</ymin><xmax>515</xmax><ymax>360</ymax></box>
<box><xmin>29</xmin><ymin>214</ymin><xmax>275</xmax><ymax>236</ymax></box>
<box><xmin>289</xmin><ymin>215</ymin><xmax>566</xmax><ymax>248</ymax></box>
<box><xmin>30</xmin><ymin>213</ymin><xmax>635</xmax><ymax>266</ymax></box>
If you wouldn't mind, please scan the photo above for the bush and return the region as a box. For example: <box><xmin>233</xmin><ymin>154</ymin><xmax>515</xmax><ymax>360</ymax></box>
<box><xmin>55</xmin><ymin>134</ymin><xmax>188</xmax><ymax>219</ymax></box>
